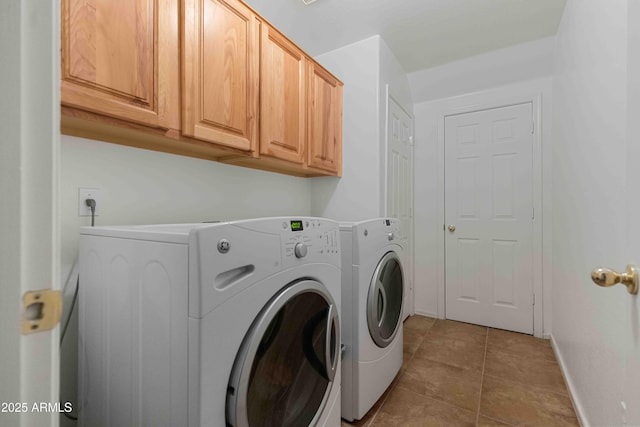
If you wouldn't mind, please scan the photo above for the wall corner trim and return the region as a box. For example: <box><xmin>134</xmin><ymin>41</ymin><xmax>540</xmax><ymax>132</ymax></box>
<box><xmin>550</xmin><ymin>334</ymin><xmax>587</xmax><ymax>427</ymax></box>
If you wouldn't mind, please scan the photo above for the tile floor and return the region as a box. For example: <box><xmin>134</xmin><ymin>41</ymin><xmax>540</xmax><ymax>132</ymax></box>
<box><xmin>341</xmin><ymin>315</ymin><xmax>579</xmax><ymax>427</ymax></box>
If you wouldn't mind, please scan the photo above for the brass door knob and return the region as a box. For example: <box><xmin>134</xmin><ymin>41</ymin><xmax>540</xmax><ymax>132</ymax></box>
<box><xmin>448</xmin><ymin>225</ymin><xmax>456</xmax><ymax>232</ymax></box>
<box><xmin>590</xmin><ymin>265</ymin><xmax>638</xmax><ymax>294</ymax></box>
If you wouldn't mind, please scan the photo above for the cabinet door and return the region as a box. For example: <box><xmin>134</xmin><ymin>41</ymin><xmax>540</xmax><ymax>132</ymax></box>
<box><xmin>182</xmin><ymin>0</ymin><xmax>259</xmax><ymax>152</ymax></box>
<box><xmin>260</xmin><ymin>25</ymin><xmax>306</xmax><ymax>164</ymax></box>
<box><xmin>308</xmin><ymin>63</ymin><xmax>343</xmax><ymax>175</ymax></box>
<box><xmin>61</xmin><ymin>0</ymin><xmax>179</xmax><ymax>130</ymax></box>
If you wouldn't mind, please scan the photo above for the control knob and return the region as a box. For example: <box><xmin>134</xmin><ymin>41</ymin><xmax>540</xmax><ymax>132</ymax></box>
<box><xmin>294</xmin><ymin>242</ymin><xmax>308</xmax><ymax>258</ymax></box>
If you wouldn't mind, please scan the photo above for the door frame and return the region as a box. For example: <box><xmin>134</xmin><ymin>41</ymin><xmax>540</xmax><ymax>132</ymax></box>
<box><xmin>0</xmin><ymin>0</ymin><xmax>61</xmax><ymax>425</ymax></box>
<box><xmin>383</xmin><ymin>84</ymin><xmax>415</xmax><ymax>317</ymax></box>
<box><xmin>434</xmin><ymin>80</ymin><xmax>551</xmax><ymax>337</ymax></box>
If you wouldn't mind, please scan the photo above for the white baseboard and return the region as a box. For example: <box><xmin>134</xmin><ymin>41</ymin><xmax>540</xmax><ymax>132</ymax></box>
<box><xmin>550</xmin><ymin>334</ymin><xmax>587</xmax><ymax>427</ymax></box>
<box><xmin>412</xmin><ymin>309</ymin><xmax>439</xmax><ymax>319</ymax></box>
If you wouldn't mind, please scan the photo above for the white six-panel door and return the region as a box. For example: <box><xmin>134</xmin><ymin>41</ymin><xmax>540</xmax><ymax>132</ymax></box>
<box><xmin>386</xmin><ymin>95</ymin><xmax>414</xmax><ymax>320</ymax></box>
<box><xmin>444</xmin><ymin>102</ymin><xmax>534</xmax><ymax>334</ymax></box>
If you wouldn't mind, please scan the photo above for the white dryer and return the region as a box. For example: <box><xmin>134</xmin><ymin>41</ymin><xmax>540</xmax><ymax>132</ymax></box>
<box><xmin>78</xmin><ymin>217</ymin><xmax>342</xmax><ymax>427</ymax></box>
<box><xmin>339</xmin><ymin>218</ymin><xmax>404</xmax><ymax>422</ymax></box>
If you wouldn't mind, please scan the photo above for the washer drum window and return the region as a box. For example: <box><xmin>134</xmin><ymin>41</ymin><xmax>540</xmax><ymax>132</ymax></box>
<box><xmin>226</xmin><ymin>280</ymin><xmax>340</xmax><ymax>427</ymax></box>
<box><xmin>367</xmin><ymin>251</ymin><xmax>404</xmax><ymax>348</ymax></box>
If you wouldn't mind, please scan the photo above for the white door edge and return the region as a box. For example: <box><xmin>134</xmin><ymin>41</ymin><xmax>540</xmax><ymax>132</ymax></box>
<box><xmin>0</xmin><ymin>1</ymin><xmax>61</xmax><ymax>425</ymax></box>
<box><xmin>384</xmin><ymin>86</ymin><xmax>415</xmax><ymax>318</ymax></box>
<box><xmin>382</xmin><ymin>85</ymin><xmax>415</xmax><ymax>216</ymax></box>
<box><xmin>434</xmin><ymin>83</ymin><xmax>549</xmax><ymax>337</ymax></box>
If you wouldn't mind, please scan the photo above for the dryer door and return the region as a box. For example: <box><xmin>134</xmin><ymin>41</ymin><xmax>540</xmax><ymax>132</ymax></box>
<box><xmin>367</xmin><ymin>251</ymin><xmax>404</xmax><ymax>348</ymax></box>
<box><xmin>226</xmin><ymin>279</ymin><xmax>340</xmax><ymax>427</ymax></box>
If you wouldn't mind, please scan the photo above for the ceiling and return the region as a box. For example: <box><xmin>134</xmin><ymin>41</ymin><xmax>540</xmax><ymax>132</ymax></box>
<box><xmin>243</xmin><ymin>0</ymin><xmax>566</xmax><ymax>73</ymax></box>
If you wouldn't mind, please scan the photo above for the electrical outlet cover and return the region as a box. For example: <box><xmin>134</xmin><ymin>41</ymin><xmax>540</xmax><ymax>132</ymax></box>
<box><xmin>78</xmin><ymin>188</ymin><xmax>101</xmax><ymax>216</ymax></box>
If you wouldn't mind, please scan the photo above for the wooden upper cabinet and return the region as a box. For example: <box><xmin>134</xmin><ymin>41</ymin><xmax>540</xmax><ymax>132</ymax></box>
<box><xmin>260</xmin><ymin>25</ymin><xmax>306</xmax><ymax>164</ymax></box>
<box><xmin>307</xmin><ymin>62</ymin><xmax>343</xmax><ymax>175</ymax></box>
<box><xmin>61</xmin><ymin>0</ymin><xmax>179</xmax><ymax>130</ymax></box>
<box><xmin>61</xmin><ymin>0</ymin><xmax>342</xmax><ymax>177</ymax></box>
<box><xmin>182</xmin><ymin>0</ymin><xmax>259</xmax><ymax>153</ymax></box>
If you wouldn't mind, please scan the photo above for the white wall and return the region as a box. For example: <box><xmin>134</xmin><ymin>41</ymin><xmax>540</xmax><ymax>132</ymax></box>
<box><xmin>59</xmin><ymin>135</ymin><xmax>312</xmax><ymax>423</ymax></box>
<box><xmin>311</xmin><ymin>35</ymin><xmax>412</xmax><ymax>221</ymax></box>
<box><xmin>380</xmin><ymin>37</ymin><xmax>413</xmax><ymax>112</ymax></box>
<box><xmin>311</xmin><ymin>36</ymin><xmax>382</xmax><ymax>220</ymax></box>
<box><xmin>408</xmin><ymin>36</ymin><xmax>556</xmax><ymax>104</ymax></box>
<box><xmin>551</xmin><ymin>0</ymin><xmax>630</xmax><ymax>425</ymax></box>
<box><xmin>60</xmin><ymin>136</ymin><xmax>311</xmax><ymax>271</ymax></box>
<box><xmin>411</xmin><ymin>36</ymin><xmax>555</xmax><ymax>324</ymax></box>
<box><xmin>412</xmin><ymin>100</ymin><xmax>441</xmax><ymax>318</ymax></box>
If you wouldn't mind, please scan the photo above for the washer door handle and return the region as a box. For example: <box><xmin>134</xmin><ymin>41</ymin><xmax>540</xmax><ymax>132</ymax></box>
<box><xmin>324</xmin><ymin>304</ymin><xmax>339</xmax><ymax>382</ymax></box>
<box><xmin>302</xmin><ymin>310</ymin><xmax>329</xmax><ymax>381</ymax></box>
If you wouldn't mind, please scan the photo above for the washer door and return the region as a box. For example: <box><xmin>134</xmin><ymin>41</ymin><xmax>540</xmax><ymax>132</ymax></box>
<box><xmin>367</xmin><ymin>251</ymin><xmax>404</xmax><ymax>348</ymax></box>
<box><xmin>226</xmin><ymin>280</ymin><xmax>340</xmax><ymax>427</ymax></box>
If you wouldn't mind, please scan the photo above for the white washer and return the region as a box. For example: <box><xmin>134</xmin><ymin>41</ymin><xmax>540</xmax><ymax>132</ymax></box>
<box><xmin>339</xmin><ymin>218</ymin><xmax>404</xmax><ymax>422</ymax></box>
<box><xmin>78</xmin><ymin>217</ymin><xmax>341</xmax><ymax>427</ymax></box>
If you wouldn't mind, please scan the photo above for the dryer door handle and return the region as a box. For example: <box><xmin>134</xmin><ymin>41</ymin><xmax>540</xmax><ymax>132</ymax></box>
<box><xmin>377</xmin><ymin>283</ymin><xmax>387</xmax><ymax>328</ymax></box>
<box><xmin>324</xmin><ymin>304</ymin><xmax>339</xmax><ymax>383</ymax></box>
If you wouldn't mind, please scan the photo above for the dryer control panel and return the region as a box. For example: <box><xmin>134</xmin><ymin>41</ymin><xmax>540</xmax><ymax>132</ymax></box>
<box><xmin>352</xmin><ymin>218</ymin><xmax>403</xmax><ymax>262</ymax></box>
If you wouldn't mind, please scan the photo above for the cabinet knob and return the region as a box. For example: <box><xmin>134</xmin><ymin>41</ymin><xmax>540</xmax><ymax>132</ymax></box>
<box><xmin>447</xmin><ymin>225</ymin><xmax>456</xmax><ymax>233</ymax></box>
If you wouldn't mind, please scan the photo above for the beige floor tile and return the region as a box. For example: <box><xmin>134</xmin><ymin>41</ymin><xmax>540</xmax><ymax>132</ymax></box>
<box><xmin>487</xmin><ymin>328</ymin><xmax>556</xmax><ymax>361</ymax></box>
<box><xmin>477</xmin><ymin>415</ymin><xmax>517</xmax><ymax>426</ymax></box>
<box><xmin>484</xmin><ymin>347</ymin><xmax>568</xmax><ymax>395</ymax></box>
<box><xmin>403</xmin><ymin>327</ymin><xmax>426</xmax><ymax>358</ymax></box>
<box><xmin>428</xmin><ymin>319</ymin><xmax>488</xmax><ymax>346</ymax></box>
<box><xmin>480</xmin><ymin>375</ymin><xmax>579</xmax><ymax>427</ymax></box>
<box><xmin>346</xmin><ymin>319</ymin><xmax>578</xmax><ymax>427</ymax></box>
<box><xmin>370</xmin><ymin>385</ymin><xmax>476</xmax><ymax>427</ymax></box>
<box><xmin>403</xmin><ymin>315</ymin><xmax>437</xmax><ymax>333</ymax></box>
<box><xmin>395</xmin><ymin>357</ymin><xmax>482</xmax><ymax>412</ymax></box>
<box><xmin>414</xmin><ymin>331</ymin><xmax>486</xmax><ymax>372</ymax></box>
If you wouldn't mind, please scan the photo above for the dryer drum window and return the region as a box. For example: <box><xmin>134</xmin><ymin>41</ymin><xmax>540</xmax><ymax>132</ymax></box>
<box><xmin>227</xmin><ymin>280</ymin><xmax>340</xmax><ymax>427</ymax></box>
<box><xmin>367</xmin><ymin>252</ymin><xmax>403</xmax><ymax>348</ymax></box>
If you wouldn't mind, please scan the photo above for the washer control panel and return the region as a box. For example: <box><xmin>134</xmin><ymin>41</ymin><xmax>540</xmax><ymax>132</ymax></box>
<box><xmin>224</xmin><ymin>217</ymin><xmax>340</xmax><ymax>269</ymax></box>
<box><xmin>281</xmin><ymin>218</ymin><xmax>340</xmax><ymax>268</ymax></box>
<box><xmin>294</xmin><ymin>242</ymin><xmax>308</xmax><ymax>258</ymax></box>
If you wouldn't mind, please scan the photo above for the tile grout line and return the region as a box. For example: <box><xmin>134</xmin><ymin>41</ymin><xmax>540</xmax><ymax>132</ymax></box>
<box><xmin>482</xmin><ymin>372</ymin><xmax>571</xmax><ymax>397</ymax></box>
<box><xmin>475</xmin><ymin>327</ymin><xmax>489</xmax><ymax>426</ymax></box>
<box><xmin>480</xmin><ymin>414</ymin><xmax>519</xmax><ymax>427</ymax></box>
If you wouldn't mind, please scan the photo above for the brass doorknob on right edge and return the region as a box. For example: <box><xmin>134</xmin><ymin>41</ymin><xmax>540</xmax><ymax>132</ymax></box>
<box><xmin>590</xmin><ymin>265</ymin><xmax>638</xmax><ymax>294</ymax></box>
<box><xmin>448</xmin><ymin>225</ymin><xmax>456</xmax><ymax>232</ymax></box>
